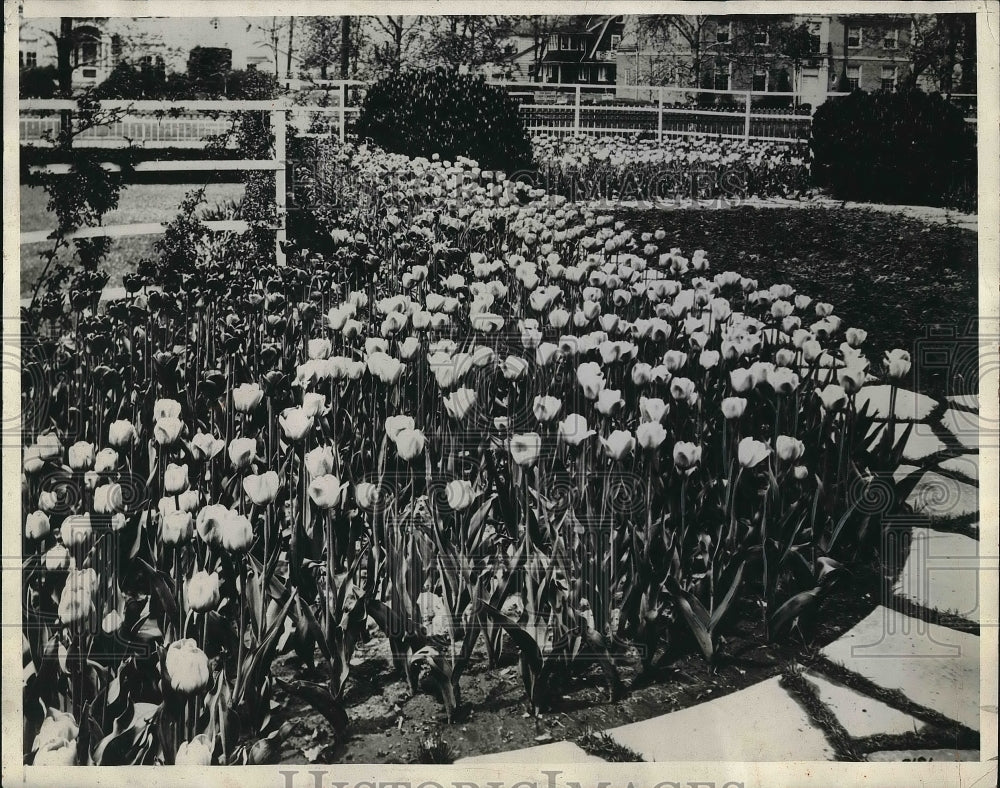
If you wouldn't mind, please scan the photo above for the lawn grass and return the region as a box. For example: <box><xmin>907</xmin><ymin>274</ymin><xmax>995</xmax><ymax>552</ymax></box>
<box><xmin>615</xmin><ymin>206</ymin><xmax>978</xmax><ymax>400</ymax></box>
<box><xmin>18</xmin><ymin>183</ymin><xmax>244</xmax><ymax>297</ymax></box>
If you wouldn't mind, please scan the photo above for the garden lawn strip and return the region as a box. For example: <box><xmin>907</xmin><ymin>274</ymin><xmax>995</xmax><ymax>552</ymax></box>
<box><xmin>807</xmin><ymin>652</ymin><xmax>981</xmax><ymax>739</ymax></box>
<box><xmin>779</xmin><ymin>665</ymin><xmax>861</xmax><ymax>761</ymax></box>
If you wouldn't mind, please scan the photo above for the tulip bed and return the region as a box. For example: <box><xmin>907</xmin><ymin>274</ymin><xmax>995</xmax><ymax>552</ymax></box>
<box><xmin>22</xmin><ymin>140</ymin><xmax>916</xmax><ymax>766</ymax></box>
<box><xmin>531</xmin><ymin>134</ymin><xmax>811</xmax><ymax>203</ymax></box>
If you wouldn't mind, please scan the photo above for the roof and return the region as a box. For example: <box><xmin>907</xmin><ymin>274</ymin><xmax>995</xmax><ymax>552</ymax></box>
<box><xmin>549</xmin><ymin>15</ymin><xmax>620</xmax><ymax>35</ymax></box>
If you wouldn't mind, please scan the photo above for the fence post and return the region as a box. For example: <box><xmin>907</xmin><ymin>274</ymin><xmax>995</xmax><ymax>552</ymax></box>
<box><xmin>272</xmin><ymin>108</ymin><xmax>287</xmax><ymax>267</ymax></box>
<box><xmin>574</xmin><ymin>85</ymin><xmax>581</xmax><ymax>135</ymax></box>
<box><xmin>339</xmin><ymin>82</ymin><xmax>347</xmax><ymax>144</ymax></box>
<box><xmin>744</xmin><ymin>91</ymin><xmax>751</xmax><ymax>141</ymax></box>
<box><xmin>657</xmin><ymin>86</ymin><xmax>664</xmax><ymax>143</ymax></box>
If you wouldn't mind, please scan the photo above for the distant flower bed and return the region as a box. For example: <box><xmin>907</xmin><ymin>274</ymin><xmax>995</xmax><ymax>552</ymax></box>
<box><xmin>22</xmin><ymin>141</ymin><xmax>910</xmax><ymax>765</ymax></box>
<box><xmin>531</xmin><ymin>134</ymin><xmax>810</xmax><ymax>203</ymax></box>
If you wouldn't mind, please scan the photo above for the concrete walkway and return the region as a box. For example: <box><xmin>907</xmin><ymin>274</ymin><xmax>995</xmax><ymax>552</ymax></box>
<box><xmin>458</xmin><ymin>389</ymin><xmax>991</xmax><ymax>764</ymax></box>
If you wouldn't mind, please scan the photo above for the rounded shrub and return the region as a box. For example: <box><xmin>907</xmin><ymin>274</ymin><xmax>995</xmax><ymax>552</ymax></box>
<box><xmin>810</xmin><ymin>89</ymin><xmax>976</xmax><ymax>208</ymax></box>
<box><xmin>355</xmin><ymin>68</ymin><xmax>533</xmax><ymax>173</ymax></box>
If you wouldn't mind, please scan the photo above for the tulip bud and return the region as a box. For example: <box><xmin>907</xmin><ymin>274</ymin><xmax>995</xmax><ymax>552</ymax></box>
<box><xmin>793</xmin><ymin>465</ymin><xmax>809</xmax><ymax>480</ymax></box>
<box><xmin>672</xmin><ymin>441</ymin><xmax>702</xmax><ymax>472</ymax></box>
<box><xmin>165</xmin><ymin>638</ymin><xmax>211</xmax><ymax>694</ymax></box>
<box><xmin>775</xmin><ymin>435</ymin><xmax>806</xmax><ymax>463</ymax></box>
<box><xmin>355</xmin><ymin>481</ymin><xmax>381</xmax><ymax>509</ymax></box>
<box><xmin>885</xmin><ymin>349</ymin><xmax>911</xmax><ymax>380</ymax></box>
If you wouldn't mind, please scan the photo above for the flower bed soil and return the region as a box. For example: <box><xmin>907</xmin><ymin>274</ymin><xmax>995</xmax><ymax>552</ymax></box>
<box><xmin>273</xmin><ymin>563</ymin><xmax>885</xmax><ymax>764</ymax></box>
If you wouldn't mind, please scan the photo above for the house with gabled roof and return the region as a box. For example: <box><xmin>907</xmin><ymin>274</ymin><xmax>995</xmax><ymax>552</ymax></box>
<box><xmin>539</xmin><ymin>15</ymin><xmax>625</xmax><ymax>84</ymax></box>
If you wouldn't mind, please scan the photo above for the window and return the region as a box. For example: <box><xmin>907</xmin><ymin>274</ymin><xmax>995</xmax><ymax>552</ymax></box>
<box><xmin>847</xmin><ymin>27</ymin><xmax>862</xmax><ymax>48</ymax></box>
<box><xmin>211</xmin><ymin>18</ymin><xmax>219</xmax><ymax>30</ymax></box>
<box><xmin>716</xmin><ymin>22</ymin><xmax>732</xmax><ymax>45</ymax></box>
<box><xmin>610</xmin><ymin>34</ymin><xmax>621</xmax><ymax>50</ymax></box>
<box><xmin>883</xmin><ymin>29</ymin><xmax>898</xmax><ymax>49</ymax></box>
<box><xmin>110</xmin><ymin>34</ymin><xmax>122</xmax><ymax>65</ymax></box>
<box><xmin>752</xmin><ymin>68</ymin><xmax>768</xmax><ymax>92</ymax></box>
<box><xmin>559</xmin><ymin>35</ymin><xmax>571</xmax><ymax>50</ymax></box>
<box><xmin>578</xmin><ymin>36</ymin><xmax>587</xmax><ymax>51</ymax></box>
<box><xmin>809</xmin><ymin>33</ymin><xmax>822</xmax><ymax>53</ymax></box>
<box><xmin>846</xmin><ymin>65</ymin><xmax>861</xmax><ymax>91</ymax></box>
<box><xmin>754</xmin><ymin>29</ymin><xmax>769</xmax><ymax>46</ymax></box>
<box><xmin>548</xmin><ymin>33</ymin><xmax>558</xmax><ymax>50</ymax></box>
<box><xmin>596</xmin><ymin>65</ymin><xmax>610</xmax><ymax>82</ymax></box>
<box><xmin>881</xmin><ymin>65</ymin><xmax>897</xmax><ymax>91</ymax></box>
<box><xmin>24</xmin><ymin>50</ymin><xmax>37</xmax><ymax>68</ymax></box>
<box><xmin>714</xmin><ymin>65</ymin><xmax>730</xmax><ymax>91</ymax></box>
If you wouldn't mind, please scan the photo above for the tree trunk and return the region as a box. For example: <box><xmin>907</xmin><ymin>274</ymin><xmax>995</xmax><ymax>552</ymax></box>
<box><xmin>340</xmin><ymin>17</ymin><xmax>350</xmax><ymax>79</ymax></box>
<box><xmin>57</xmin><ymin>17</ymin><xmax>74</xmax><ymax>136</ymax></box>
<box><xmin>958</xmin><ymin>16</ymin><xmax>976</xmax><ymax>94</ymax></box>
<box><xmin>286</xmin><ymin>16</ymin><xmax>295</xmax><ymax>80</ymax></box>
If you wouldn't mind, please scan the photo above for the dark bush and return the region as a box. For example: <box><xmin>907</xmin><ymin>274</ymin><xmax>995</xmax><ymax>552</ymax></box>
<box><xmin>354</xmin><ymin>68</ymin><xmax>533</xmax><ymax>173</ymax></box>
<box><xmin>20</xmin><ymin>66</ymin><xmax>60</xmax><ymax>98</ymax></box>
<box><xmin>810</xmin><ymin>89</ymin><xmax>977</xmax><ymax>208</ymax></box>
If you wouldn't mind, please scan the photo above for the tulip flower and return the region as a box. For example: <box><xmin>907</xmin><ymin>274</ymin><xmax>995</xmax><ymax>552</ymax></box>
<box><xmin>195</xmin><ymin>504</ymin><xmax>231</xmax><ymax>544</ymax></box>
<box><xmin>502</xmin><ymin>356</ymin><xmax>529</xmax><ymax>380</ymax></box>
<box><xmin>636</xmin><ymin>422</ymin><xmax>667</xmax><ymax>450</ymax></box>
<box><xmin>729</xmin><ymin>368</ymin><xmax>754</xmax><ymax>393</ymax></box>
<box><xmin>663</xmin><ymin>350</ymin><xmax>688</xmax><ymax>372</ymax></box>
<box><xmin>93</xmin><ymin>483</ymin><xmax>124</xmax><ymax>514</ymax></box>
<box><xmin>576</xmin><ymin>362</ymin><xmax>605</xmax><ymax>399</ymax></box>
<box><xmin>532</xmin><ymin>395</ymin><xmax>562</xmax><ymax>423</ymax></box>
<box><xmin>398</xmin><ymin>336</ymin><xmax>421</xmax><ymax>359</ymax></box>
<box><xmin>672</xmin><ymin>441</ymin><xmax>702</xmax><ymax>472</ymax></box>
<box><xmin>25</xmin><ymin>511</ymin><xmax>50</xmax><ymax>540</ymax></box>
<box><xmin>308</xmin><ymin>338</ymin><xmax>332</xmax><ymax>360</ymax></box>
<box><xmin>232</xmin><ymin>383</ymin><xmax>264</xmax><ymax>414</ymax></box>
<box><xmin>305</xmin><ymin>446</ymin><xmax>334</xmax><ymax>478</ymax></box>
<box><xmin>639</xmin><ymin>396</ymin><xmax>668</xmax><ymax>423</ymax></box>
<box><xmin>33</xmin><ymin>708</ymin><xmax>79</xmax><ymax>752</ymax></box>
<box><xmin>444</xmin><ymin>388</ymin><xmax>478</xmax><ymax>420</ymax></box>
<box><xmin>557</xmin><ymin>414</ymin><xmax>595</xmax><ymax>447</ymax></box>
<box><xmin>367</xmin><ymin>352</ymin><xmax>405</xmax><ymax>385</ymax></box>
<box><xmin>33</xmin><ymin>738</ymin><xmax>77</xmax><ymax>766</ymax></box>
<box><xmin>243</xmin><ymin>471</ymin><xmax>279</xmax><ymax>505</ymax></box>
<box><xmin>594</xmin><ymin>388</ymin><xmax>624</xmax><ymax>416</ymax></box>
<box><xmin>175</xmin><ymin>734</ymin><xmax>214</xmax><ymax>766</ymax></box>
<box><xmin>94</xmin><ymin>448</ymin><xmax>117</xmax><ymax>473</ymax></box>
<box><xmin>769</xmin><ymin>368</ymin><xmax>800</xmax><ymax>394</ymax></box>
<box><xmin>775</xmin><ymin>436</ymin><xmax>806</xmax><ymax>462</ymax></box>
<box><xmin>818</xmin><ymin>384</ymin><xmax>849</xmax><ymax>412</ymax></box>
<box><xmin>669</xmin><ymin>377</ymin><xmax>697</xmax><ymax>403</ymax></box>
<box><xmin>395</xmin><ymin>429</ymin><xmax>426</xmax><ymax>461</ymax></box>
<box><xmin>885</xmin><ymin>349</ymin><xmax>912</xmax><ymax>380</ymax></box>
<box><xmin>845</xmin><ymin>328</ymin><xmax>868</xmax><ymax>348</ymax></box>
<box><xmin>154</xmin><ymin>417</ymin><xmax>184</xmax><ymax>446</ymax></box>
<box><xmin>793</xmin><ymin>465</ymin><xmax>809</xmax><ymax>480</ymax></box>
<box><xmin>161</xmin><ymin>510</ymin><xmax>194</xmax><ymax>544</ymax></box>
<box><xmin>601</xmin><ymin>430</ymin><xmax>635</xmax><ymax>460</ymax></box>
<box><xmin>355</xmin><ymin>482</ymin><xmax>382</xmax><ymax>509</ymax></box>
<box><xmin>385</xmin><ymin>415</ymin><xmax>416</xmax><ymax>442</ymax></box>
<box><xmin>839</xmin><ymin>365</ymin><xmax>867</xmax><ymax>395</ymax></box>
<box><xmin>186</xmin><ymin>571</ymin><xmax>221</xmax><ymax>613</ymax></box>
<box><xmin>61</xmin><ymin>514</ymin><xmax>92</xmax><ymax>549</ymax></box>
<box><xmin>43</xmin><ymin>544</ymin><xmax>70</xmax><ymax>571</ymax></box>
<box><xmin>228</xmin><ymin>437</ymin><xmax>257</xmax><ymax>470</ymax></box>
<box><xmin>535</xmin><ymin>342</ymin><xmax>560</xmax><ymax>367</ymax></box>
<box><xmin>510</xmin><ymin>433</ymin><xmax>542</xmax><ymax>467</ymax></box>
<box><xmin>191</xmin><ymin>431</ymin><xmax>225</xmax><ymax>460</ymax></box>
<box><xmin>737</xmin><ymin>437</ymin><xmax>770</xmax><ymax>468</ymax></box>
<box><xmin>446</xmin><ymin>480</ymin><xmax>475</xmax><ymax>511</ymax></box>
<box><xmin>163</xmin><ymin>463</ymin><xmax>189</xmax><ymax>495</ymax></box>
<box><xmin>217</xmin><ymin>511</ymin><xmax>254</xmax><ymax>552</ymax></box>
<box><xmin>278</xmin><ymin>407</ymin><xmax>313</xmax><ymax>441</ymax></box>
<box><xmin>698</xmin><ymin>350</ymin><xmax>721</xmax><ymax>370</ymax></box>
<box><xmin>309</xmin><ymin>475</ymin><xmax>346</xmax><ymax>508</ymax></box>
<box><xmin>67</xmin><ymin>441</ymin><xmax>95</xmax><ymax>471</ymax></box>
<box><xmin>165</xmin><ymin>638</ymin><xmax>212</xmax><ymax>694</ymax></box>
<box><xmin>57</xmin><ymin>568</ymin><xmax>97</xmax><ymax>626</ymax></box>
<box><xmin>721</xmin><ymin>396</ymin><xmax>747</xmax><ymax>420</ymax></box>
<box><xmin>153</xmin><ymin>398</ymin><xmax>183</xmax><ymax>422</ymax></box>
